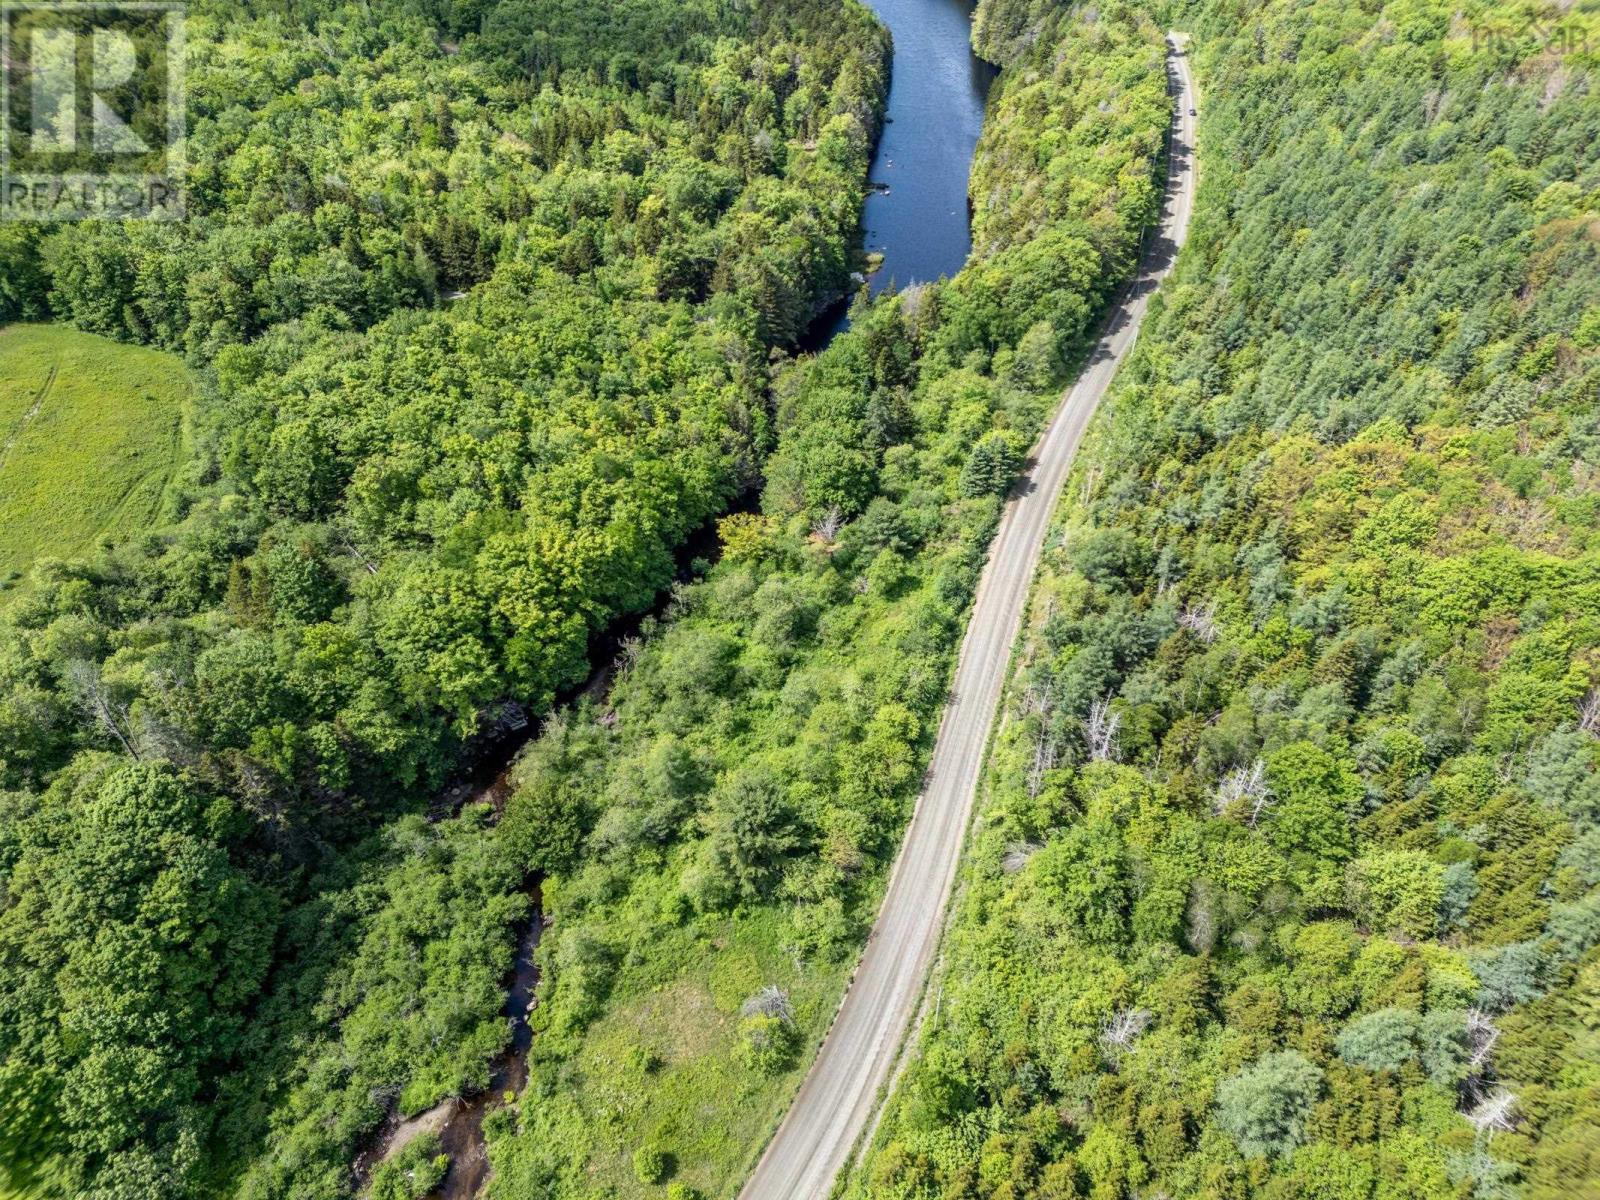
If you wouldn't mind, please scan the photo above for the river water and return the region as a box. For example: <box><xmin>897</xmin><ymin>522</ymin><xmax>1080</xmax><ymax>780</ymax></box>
<box><xmin>813</xmin><ymin>0</ymin><xmax>995</xmax><ymax>341</ymax></box>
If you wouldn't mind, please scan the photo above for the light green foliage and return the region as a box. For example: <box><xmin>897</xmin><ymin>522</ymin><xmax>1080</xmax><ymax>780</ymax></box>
<box><xmin>859</xmin><ymin>0</ymin><xmax>1600</xmax><ymax>1196</ymax></box>
<box><xmin>1264</xmin><ymin>742</ymin><xmax>1357</xmax><ymax>866</ymax></box>
<box><xmin>366</xmin><ymin>1135</ymin><xmax>448</xmax><ymax>1200</ymax></box>
<box><xmin>1022</xmin><ymin>820</ymin><xmax>1130</xmax><ymax>947</ymax></box>
<box><xmin>460</xmin><ymin>6</ymin><xmax>1171</xmax><ymax>1195</ymax></box>
<box><xmin>0</xmin><ymin>325</ymin><xmax>191</xmax><ymax>584</ymax></box>
<box><xmin>1347</xmin><ymin>851</ymin><xmax>1445</xmax><ymax>939</ymax></box>
<box><xmin>1215</xmin><ymin>1051</ymin><xmax>1323</xmax><ymax>1159</ymax></box>
<box><xmin>632</xmin><ymin>1143</ymin><xmax>669</xmax><ymax>1185</ymax></box>
<box><xmin>1284</xmin><ymin>922</ymin><xmax>1361</xmax><ymax>1019</ymax></box>
<box><xmin>1335</xmin><ymin>1007</ymin><xmax>1420</xmax><ymax>1072</ymax></box>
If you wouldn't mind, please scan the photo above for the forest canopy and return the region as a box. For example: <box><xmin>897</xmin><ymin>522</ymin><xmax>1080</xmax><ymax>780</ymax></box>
<box><xmin>0</xmin><ymin>0</ymin><xmax>891</xmax><ymax>1193</ymax></box>
<box><xmin>4</xmin><ymin>0</ymin><xmax>1600</xmax><ymax>1196</ymax></box>
<box><xmin>856</xmin><ymin>1</ymin><xmax>1600</xmax><ymax>1198</ymax></box>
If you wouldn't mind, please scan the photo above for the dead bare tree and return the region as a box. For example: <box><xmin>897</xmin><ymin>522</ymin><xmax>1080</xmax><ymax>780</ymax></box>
<box><xmin>1018</xmin><ymin>682</ymin><xmax>1054</xmax><ymax>719</ymax></box>
<box><xmin>1026</xmin><ymin>729</ymin><xmax>1060</xmax><ymax>798</ymax></box>
<box><xmin>900</xmin><ymin>283</ymin><xmax>930</xmax><ymax>320</ymax></box>
<box><xmin>1100</xmin><ymin>1007</ymin><xmax>1153</xmax><ymax>1054</ymax></box>
<box><xmin>1001</xmin><ymin>842</ymin><xmax>1040</xmax><ymax>874</ymax></box>
<box><xmin>1084</xmin><ymin>698</ymin><xmax>1120</xmax><ymax>762</ymax></box>
<box><xmin>741</xmin><ymin>985</ymin><xmax>795</xmax><ymax>1025</ymax></box>
<box><xmin>1464</xmin><ymin>1088</ymin><xmax>1518</xmax><ymax>1136</ymax></box>
<box><xmin>665</xmin><ymin>579</ymin><xmax>693</xmax><ymax>618</ymax></box>
<box><xmin>64</xmin><ymin>660</ymin><xmax>140</xmax><ymax>760</ymax></box>
<box><xmin>617</xmin><ymin>635</ymin><xmax>644</xmax><ymax>675</ymax></box>
<box><xmin>339</xmin><ymin>533</ymin><xmax>381</xmax><ymax>575</ymax></box>
<box><xmin>1078</xmin><ymin>464</ymin><xmax>1103</xmax><ymax>506</ymax></box>
<box><xmin>1155</xmin><ymin>556</ymin><xmax>1177</xmax><ymax>596</ymax></box>
<box><xmin>228</xmin><ymin>753</ymin><xmax>294</xmax><ymax>838</ymax></box>
<box><xmin>132</xmin><ymin>711</ymin><xmax>195</xmax><ymax>765</ymax></box>
<box><xmin>1178</xmin><ymin>600</ymin><xmax>1219</xmax><ymax>644</ymax></box>
<box><xmin>1465</xmin><ymin>1008</ymin><xmax>1501</xmax><ymax>1071</ymax></box>
<box><xmin>810</xmin><ymin>505</ymin><xmax>845</xmax><ymax>543</ymax></box>
<box><xmin>130</xmin><ymin>666</ymin><xmax>197</xmax><ymax>764</ymax></box>
<box><xmin>1214</xmin><ymin>759</ymin><xmax>1273</xmax><ymax>825</ymax></box>
<box><xmin>1579</xmin><ymin>687</ymin><xmax>1600</xmax><ymax>736</ymax></box>
<box><xmin>1185</xmin><ymin>882</ymin><xmax>1217</xmax><ymax>955</ymax></box>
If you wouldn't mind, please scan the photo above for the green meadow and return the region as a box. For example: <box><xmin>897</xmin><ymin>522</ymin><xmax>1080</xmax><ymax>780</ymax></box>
<box><xmin>0</xmin><ymin>324</ymin><xmax>191</xmax><ymax>585</ymax></box>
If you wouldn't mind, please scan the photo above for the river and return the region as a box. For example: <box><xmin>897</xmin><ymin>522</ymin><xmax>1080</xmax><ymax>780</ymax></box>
<box><xmin>813</xmin><ymin>0</ymin><xmax>996</xmax><ymax>341</ymax></box>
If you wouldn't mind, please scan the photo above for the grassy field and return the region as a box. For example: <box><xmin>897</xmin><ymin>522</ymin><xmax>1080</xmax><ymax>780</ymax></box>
<box><xmin>0</xmin><ymin>324</ymin><xmax>192</xmax><ymax>586</ymax></box>
<box><xmin>535</xmin><ymin>904</ymin><xmax>854</xmax><ymax>1198</ymax></box>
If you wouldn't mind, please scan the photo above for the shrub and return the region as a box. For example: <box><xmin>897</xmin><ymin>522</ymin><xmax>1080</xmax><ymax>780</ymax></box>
<box><xmin>739</xmin><ymin>1013</ymin><xmax>800</xmax><ymax>1076</ymax></box>
<box><xmin>633</xmin><ymin>1142</ymin><xmax>669</xmax><ymax>1185</ymax></box>
<box><xmin>368</xmin><ymin>1134</ymin><xmax>449</xmax><ymax>1200</ymax></box>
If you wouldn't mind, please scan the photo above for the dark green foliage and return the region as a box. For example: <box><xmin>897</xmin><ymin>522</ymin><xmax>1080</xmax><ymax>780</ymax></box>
<box><xmin>0</xmin><ymin>229</ymin><xmax>48</xmax><ymax>321</ymax></box>
<box><xmin>0</xmin><ymin>761</ymin><xmax>276</xmax><ymax>1198</ymax></box>
<box><xmin>959</xmin><ymin>431</ymin><xmax>1022</xmax><ymax>498</ymax></box>
<box><xmin>706</xmin><ymin>770</ymin><xmax>804</xmax><ymax>903</ymax></box>
<box><xmin>0</xmin><ymin>0</ymin><xmax>890</xmax><ymax>1193</ymax></box>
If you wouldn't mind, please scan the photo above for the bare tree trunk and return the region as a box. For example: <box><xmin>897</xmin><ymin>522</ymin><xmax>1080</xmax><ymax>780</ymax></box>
<box><xmin>65</xmin><ymin>660</ymin><xmax>140</xmax><ymax>760</ymax></box>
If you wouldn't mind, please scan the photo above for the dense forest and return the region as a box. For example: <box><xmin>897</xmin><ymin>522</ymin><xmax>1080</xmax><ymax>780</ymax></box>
<box><xmin>5</xmin><ymin>0</ymin><xmax>1599</xmax><ymax>1196</ymax></box>
<box><xmin>0</xmin><ymin>0</ymin><xmax>892</xmax><ymax>1193</ymax></box>
<box><xmin>1</xmin><ymin>0</ymin><xmax>1173</xmax><ymax>1193</ymax></box>
<box><xmin>855</xmin><ymin>1</ymin><xmax>1600</xmax><ymax>1199</ymax></box>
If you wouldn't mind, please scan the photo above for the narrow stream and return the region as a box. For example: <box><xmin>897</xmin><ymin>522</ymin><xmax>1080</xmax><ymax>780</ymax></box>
<box><xmin>812</xmin><ymin>0</ymin><xmax>995</xmax><ymax>341</ymax></box>
<box><xmin>363</xmin><ymin>3</ymin><xmax>997</xmax><ymax>1195</ymax></box>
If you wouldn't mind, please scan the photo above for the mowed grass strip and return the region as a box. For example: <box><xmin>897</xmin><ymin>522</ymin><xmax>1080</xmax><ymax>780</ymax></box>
<box><xmin>0</xmin><ymin>324</ymin><xmax>192</xmax><ymax>583</ymax></box>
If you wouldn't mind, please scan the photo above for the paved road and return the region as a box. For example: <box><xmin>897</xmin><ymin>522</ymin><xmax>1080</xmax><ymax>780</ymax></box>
<box><xmin>738</xmin><ymin>35</ymin><xmax>1198</xmax><ymax>1200</ymax></box>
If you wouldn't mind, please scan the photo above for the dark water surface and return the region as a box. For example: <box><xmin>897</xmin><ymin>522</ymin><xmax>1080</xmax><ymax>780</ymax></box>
<box><xmin>814</xmin><ymin>0</ymin><xmax>995</xmax><ymax>341</ymax></box>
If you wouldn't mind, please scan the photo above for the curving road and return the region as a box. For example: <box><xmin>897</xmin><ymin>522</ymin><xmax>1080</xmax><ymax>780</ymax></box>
<box><xmin>739</xmin><ymin>35</ymin><xmax>1198</xmax><ymax>1200</ymax></box>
